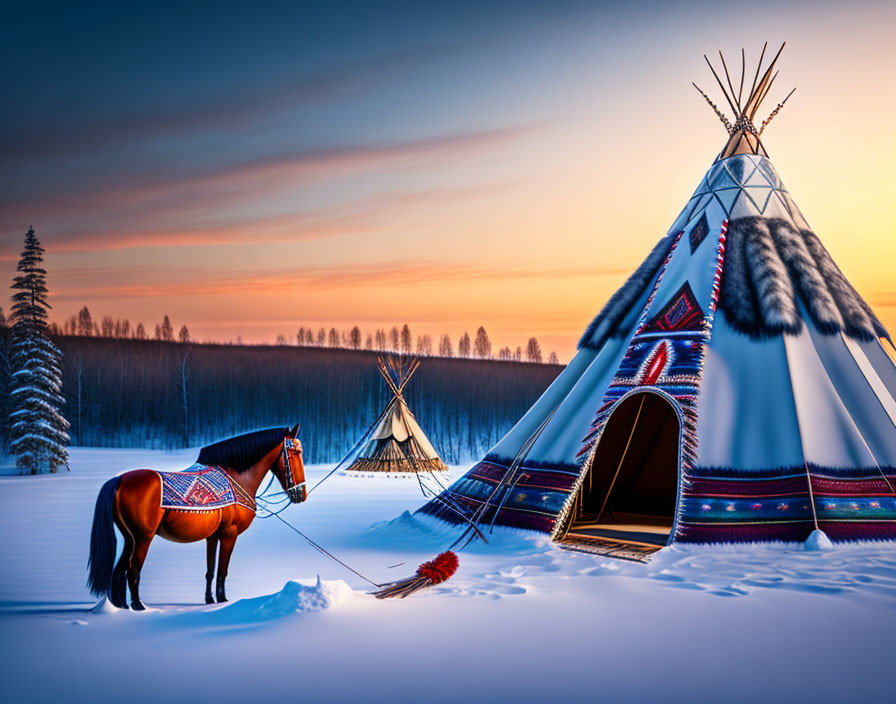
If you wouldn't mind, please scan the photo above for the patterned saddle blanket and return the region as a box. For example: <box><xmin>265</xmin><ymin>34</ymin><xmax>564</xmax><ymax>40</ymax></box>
<box><xmin>159</xmin><ymin>465</ymin><xmax>255</xmax><ymax>512</ymax></box>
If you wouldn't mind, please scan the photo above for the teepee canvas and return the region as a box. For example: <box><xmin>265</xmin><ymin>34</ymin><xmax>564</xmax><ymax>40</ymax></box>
<box><xmin>420</xmin><ymin>45</ymin><xmax>896</xmax><ymax>555</ymax></box>
<box><xmin>346</xmin><ymin>356</ymin><xmax>448</xmax><ymax>473</ymax></box>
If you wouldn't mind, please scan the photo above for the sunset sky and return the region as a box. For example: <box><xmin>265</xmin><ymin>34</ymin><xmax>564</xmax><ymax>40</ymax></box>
<box><xmin>2</xmin><ymin>0</ymin><xmax>895</xmax><ymax>361</ymax></box>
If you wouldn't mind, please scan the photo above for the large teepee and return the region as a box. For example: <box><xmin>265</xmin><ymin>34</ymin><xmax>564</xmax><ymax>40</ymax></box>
<box><xmin>346</xmin><ymin>356</ymin><xmax>448</xmax><ymax>473</ymax></box>
<box><xmin>420</xmin><ymin>45</ymin><xmax>896</xmax><ymax>555</ymax></box>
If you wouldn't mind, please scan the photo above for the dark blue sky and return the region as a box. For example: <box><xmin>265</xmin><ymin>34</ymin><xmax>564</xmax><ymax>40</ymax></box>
<box><xmin>2</xmin><ymin>1</ymin><xmax>893</xmax><ymax>358</ymax></box>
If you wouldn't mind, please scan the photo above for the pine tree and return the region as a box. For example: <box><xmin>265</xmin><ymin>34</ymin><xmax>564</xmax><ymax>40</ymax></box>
<box><xmin>0</xmin><ymin>307</ymin><xmax>11</xmax><ymax>452</ymax></box>
<box><xmin>8</xmin><ymin>227</ymin><xmax>70</xmax><ymax>473</ymax></box>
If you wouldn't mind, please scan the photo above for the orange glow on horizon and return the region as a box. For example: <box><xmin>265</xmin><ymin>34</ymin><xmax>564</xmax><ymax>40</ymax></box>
<box><xmin>4</xmin><ymin>5</ymin><xmax>895</xmax><ymax>363</ymax></box>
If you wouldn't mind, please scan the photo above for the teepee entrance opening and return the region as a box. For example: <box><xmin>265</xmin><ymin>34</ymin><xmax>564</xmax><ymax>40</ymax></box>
<box><xmin>561</xmin><ymin>392</ymin><xmax>681</xmax><ymax>560</ymax></box>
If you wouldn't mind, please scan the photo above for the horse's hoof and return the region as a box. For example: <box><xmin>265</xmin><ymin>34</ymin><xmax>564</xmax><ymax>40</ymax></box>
<box><xmin>216</xmin><ymin>597</ymin><xmax>228</xmax><ymax>603</ymax></box>
<box><xmin>131</xmin><ymin>601</ymin><xmax>146</xmax><ymax>611</ymax></box>
<box><xmin>205</xmin><ymin>596</ymin><xmax>215</xmax><ymax>604</ymax></box>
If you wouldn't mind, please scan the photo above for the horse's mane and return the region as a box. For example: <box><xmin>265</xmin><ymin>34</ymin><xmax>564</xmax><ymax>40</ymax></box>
<box><xmin>196</xmin><ymin>427</ymin><xmax>288</xmax><ymax>473</ymax></box>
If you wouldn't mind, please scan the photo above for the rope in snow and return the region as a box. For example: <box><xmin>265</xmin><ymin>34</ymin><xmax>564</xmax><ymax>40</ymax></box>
<box><xmin>268</xmin><ymin>512</ymin><xmax>381</xmax><ymax>588</ymax></box>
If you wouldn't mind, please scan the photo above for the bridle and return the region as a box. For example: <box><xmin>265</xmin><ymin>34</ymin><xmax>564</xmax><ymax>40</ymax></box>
<box><xmin>281</xmin><ymin>437</ymin><xmax>306</xmax><ymax>503</ymax></box>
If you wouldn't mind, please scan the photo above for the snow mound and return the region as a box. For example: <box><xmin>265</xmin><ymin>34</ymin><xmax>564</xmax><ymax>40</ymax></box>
<box><xmin>200</xmin><ymin>577</ymin><xmax>351</xmax><ymax>623</ymax></box>
<box><xmin>89</xmin><ymin>597</ymin><xmax>120</xmax><ymax>614</ymax></box>
<box><xmin>149</xmin><ymin>578</ymin><xmax>353</xmax><ymax>629</ymax></box>
<box><xmin>363</xmin><ymin>510</ymin><xmax>456</xmax><ymax>548</ymax></box>
<box><xmin>243</xmin><ymin>577</ymin><xmax>350</xmax><ymax>619</ymax></box>
<box><xmin>804</xmin><ymin>529</ymin><xmax>834</xmax><ymax>551</ymax></box>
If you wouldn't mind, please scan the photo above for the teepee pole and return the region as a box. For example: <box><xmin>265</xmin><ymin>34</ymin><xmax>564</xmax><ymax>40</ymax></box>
<box><xmin>803</xmin><ymin>463</ymin><xmax>820</xmax><ymax>532</ymax></box>
<box><xmin>746</xmin><ymin>41</ymin><xmax>768</xmax><ymax>107</ymax></box>
<box><xmin>377</xmin><ymin>356</ymin><xmax>401</xmax><ymax>398</ymax></box>
<box><xmin>703</xmin><ymin>54</ymin><xmax>738</xmax><ymax>118</ymax></box>
<box><xmin>595</xmin><ymin>395</ymin><xmax>646</xmax><ymax>524</ymax></box>
<box><xmin>718</xmin><ymin>51</ymin><xmax>740</xmax><ymax>113</ymax></box>
<box><xmin>748</xmin><ymin>42</ymin><xmax>786</xmax><ymax>120</ymax></box>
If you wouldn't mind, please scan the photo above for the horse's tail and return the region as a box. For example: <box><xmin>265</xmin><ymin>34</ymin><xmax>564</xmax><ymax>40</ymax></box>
<box><xmin>87</xmin><ymin>476</ymin><xmax>121</xmax><ymax>597</ymax></box>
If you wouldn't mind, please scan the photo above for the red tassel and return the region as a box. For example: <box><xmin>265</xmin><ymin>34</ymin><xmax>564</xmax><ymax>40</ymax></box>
<box><xmin>415</xmin><ymin>551</ymin><xmax>458</xmax><ymax>585</ymax></box>
<box><xmin>371</xmin><ymin>551</ymin><xmax>459</xmax><ymax>599</ymax></box>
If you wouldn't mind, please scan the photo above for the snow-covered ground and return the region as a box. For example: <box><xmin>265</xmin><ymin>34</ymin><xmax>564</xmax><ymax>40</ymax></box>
<box><xmin>1</xmin><ymin>448</ymin><xmax>895</xmax><ymax>703</ymax></box>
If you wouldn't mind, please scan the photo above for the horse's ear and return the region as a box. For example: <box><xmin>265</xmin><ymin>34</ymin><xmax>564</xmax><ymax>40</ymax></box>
<box><xmin>289</xmin><ymin>423</ymin><xmax>299</xmax><ymax>438</ymax></box>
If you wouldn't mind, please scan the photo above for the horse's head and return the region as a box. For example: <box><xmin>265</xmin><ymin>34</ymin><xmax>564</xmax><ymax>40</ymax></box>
<box><xmin>274</xmin><ymin>423</ymin><xmax>307</xmax><ymax>503</ymax></box>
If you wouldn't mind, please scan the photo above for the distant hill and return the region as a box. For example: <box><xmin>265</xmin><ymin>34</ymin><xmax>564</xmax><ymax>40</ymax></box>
<box><xmin>51</xmin><ymin>337</ymin><xmax>563</xmax><ymax>463</ymax></box>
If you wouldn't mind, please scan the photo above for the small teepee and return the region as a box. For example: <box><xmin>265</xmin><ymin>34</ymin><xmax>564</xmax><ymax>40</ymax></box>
<box><xmin>346</xmin><ymin>356</ymin><xmax>448</xmax><ymax>473</ymax></box>
<box><xmin>419</xmin><ymin>44</ymin><xmax>896</xmax><ymax>557</ymax></box>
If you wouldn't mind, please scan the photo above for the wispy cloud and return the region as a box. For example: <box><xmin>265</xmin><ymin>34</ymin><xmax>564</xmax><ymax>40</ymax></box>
<box><xmin>49</xmin><ymin>259</ymin><xmax>627</xmax><ymax>301</ymax></box>
<box><xmin>0</xmin><ymin>44</ymin><xmax>461</xmax><ymax>164</ymax></box>
<box><xmin>0</xmin><ymin>126</ymin><xmax>536</xmax><ymax>253</ymax></box>
<box><xmin>6</xmin><ymin>177</ymin><xmax>526</xmax><ymax>256</ymax></box>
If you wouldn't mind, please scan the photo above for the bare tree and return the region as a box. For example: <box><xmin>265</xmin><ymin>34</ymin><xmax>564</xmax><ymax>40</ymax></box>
<box><xmin>375</xmin><ymin>329</ymin><xmax>387</xmax><ymax>351</ymax></box>
<box><xmin>514</xmin><ymin>346</ymin><xmax>522</xmax><ymax>362</ymax></box>
<box><xmin>349</xmin><ymin>326</ymin><xmax>362</xmax><ymax>349</ymax></box>
<box><xmin>305</xmin><ymin>329</ymin><xmax>314</xmax><ymax>345</ymax></box>
<box><xmin>180</xmin><ymin>346</ymin><xmax>191</xmax><ymax>446</ymax></box>
<box><xmin>134</xmin><ymin>323</ymin><xmax>147</xmax><ymax>340</ymax></box>
<box><xmin>458</xmin><ymin>331</ymin><xmax>471</xmax><ymax>358</ymax></box>
<box><xmin>548</xmin><ymin>351</ymin><xmax>559</xmax><ymax>365</ymax></box>
<box><xmin>276</xmin><ymin>333</ymin><xmax>287</xmax><ymax>345</ymax></box>
<box><xmin>297</xmin><ymin>327</ymin><xmax>306</xmax><ymax>346</ymax></box>
<box><xmin>328</xmin><ymin>327</ymin><xmax>340</xmax><ymax>347</ymax></box>
<box><xmin>158</xmin><ymin>315</ymin><xmax>174</xmax><ymax>342</ymax></box>
<box><xmin>473</xmin><ymin>326</ymin><xmax>491</xmax><ymax>359</ymax></box>
<box><xmin>364</xmin><ymin>333</ymin><xmax>373</xmax><ymax>350</ymax></box>
<box><xmin>77</xmin><ymin>306</ymin><xmax>93</xmax><ymax>336</ymax></box>
<box><xmin>498</xmin><ymin>346</ymin><xmax>512</xmax><ymax>361</ymax></box>
<box><xmin>438</xmin><ymin>333</ymin><xmax>453</xmax><ymax>357</ymax></box>
<box><xmin>179</xmin><ymin>325</ymin><xmax>191</xmax><ymax>344</ymax></box>
<box><xmin>416</xmin><ymin>334</ymin><xmax>432</xmax><ymax>356</ymax></box>
<box><xmin>389</xmin><ymin>326</ymin><xmax>400</xmax><ymax>351</ymax></box>
<box><xmin>100</xmin><ymin>316</ymin><xmax>115</xmax><ymax>337</ymax></box>
<box><xmin>526</xmin><ymin>337</ymin><xmax>542</xmax><ymax>363</ymax></box>
<box><xmin>400</xmin><ymin>324</ymin><xmax>412</xmax><ymax>354</ymax></box>
<box><xmin>317</xmin><ymin>327</ymin><xmax>326</xmax><ymax>346</ymax></box>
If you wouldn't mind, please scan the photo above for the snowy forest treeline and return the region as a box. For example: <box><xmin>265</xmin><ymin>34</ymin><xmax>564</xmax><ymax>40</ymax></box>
<box><xmin>52</xmin><ymin>306</ymin><xmax>560</xmax><ymax>364</ymax></box>
<box><xmin>0</xmin><ymin>334</ymin><xmax>562</xmax><ymax>464</ymax></box>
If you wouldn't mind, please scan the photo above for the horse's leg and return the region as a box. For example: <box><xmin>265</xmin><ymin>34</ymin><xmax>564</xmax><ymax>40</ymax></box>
<box><xmin>205</xmin><ymin>537</ymin><xmax>218</xmax><ymax>604</ymax></box>
<box><xmin>126</xmin><ymin>536</ymin><xmax>154</xmax><ymax>611</ymax></box>
<box><xmin>110</xmin><ymin>527</ymin><xmax>134</xmax><ymax>609</ymax></box>
<box><xmin>114</xmin><ymin>470</ymin><xmax>164</xmax><ymax>610</ymax></box>
<box><xmin>215</xmin><ymin>533</ymin><xmax>238</xmax><ymax>603</ymax></box>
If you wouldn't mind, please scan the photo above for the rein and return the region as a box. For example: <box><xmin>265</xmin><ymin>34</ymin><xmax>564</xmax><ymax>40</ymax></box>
<box><xmin>254</xmin><ymin>435</ymin><xmax>463</xmax><ymax>596</ymax></box>
<box><xmin>281</xmin><ymin>438</ymin><xmax>307</xmax><ymax>503</ymax></box>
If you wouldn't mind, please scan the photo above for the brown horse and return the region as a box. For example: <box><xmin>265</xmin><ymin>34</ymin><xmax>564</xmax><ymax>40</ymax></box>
<box><xmin>87</xmin><ymin>425</ymin><xmax>306</xmax><ymax>610</ymax></box>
